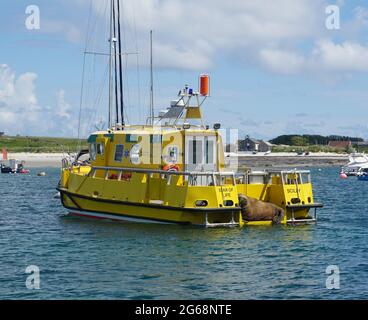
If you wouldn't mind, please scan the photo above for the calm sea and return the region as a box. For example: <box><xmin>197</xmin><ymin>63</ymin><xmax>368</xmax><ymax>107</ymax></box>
<box><xmin>0</xmin><ymin>167</ymin><xmax>367</xmax><ymax>300</ymax></box>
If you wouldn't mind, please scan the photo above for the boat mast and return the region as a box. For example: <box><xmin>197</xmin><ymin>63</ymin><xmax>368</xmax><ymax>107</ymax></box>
<box><xmin>150</xmin><ymin>30</ymin><xmax>154</xmax><ymax>125</ymax></box>
<box><xmin>113</xmin><ymin>1</ymin><xmax>119</xmax><ymax>125</ymax></box>
<box><xmin>116</xmin><ymin>0</ymin><xmax>125</xmax><ymax>126</ymax></box>
<box><xmin>108</xmin><ymin>0</ymin><xmax>114</xmax><ymax>128</ymax></box>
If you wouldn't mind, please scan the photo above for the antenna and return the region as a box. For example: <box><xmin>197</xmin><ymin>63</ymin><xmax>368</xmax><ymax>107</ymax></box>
<box><xmin>150</xmin><ymin>30</ymin><xmax>154</xmax><ymax>126</ymax></box>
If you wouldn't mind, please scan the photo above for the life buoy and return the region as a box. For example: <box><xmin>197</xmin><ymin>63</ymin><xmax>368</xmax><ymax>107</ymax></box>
<box><xmin>163</xmin><ymin>164</ymin><xmax>179</xmax><ymax>172</ymax></box>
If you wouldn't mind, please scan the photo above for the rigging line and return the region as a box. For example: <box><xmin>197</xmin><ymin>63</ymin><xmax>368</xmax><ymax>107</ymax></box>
<box><xmin>87</xmin><ymin>63</ymin><xmax>110</xmax><ymax>135</ymax></box>
<box><xmin>117</xmin><ymin>0</ymin><xmax>125</xmax><ymax>126</ymax></box>
<box><xmin>131</xmin><ymin>0</ymin><xmax>142</xmax><ymax>123</ymax></box>
<box><xmin>77</xmin><ymin>0</ymin><xmax>93</xmax><ymax>149</ymax></box>
<box><xmin>113</xmin><ymin>0</ymin><xmax>119</xmax><ymax>125</ymax></box>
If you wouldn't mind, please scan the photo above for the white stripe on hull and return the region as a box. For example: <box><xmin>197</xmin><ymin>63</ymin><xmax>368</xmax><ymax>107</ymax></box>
<box><xmin>67</xmin><ymin>209</ymin><xmax>175</xmax><ymax>225</ymax></box>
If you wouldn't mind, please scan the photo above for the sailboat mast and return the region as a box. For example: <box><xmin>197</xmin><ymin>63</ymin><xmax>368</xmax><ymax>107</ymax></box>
<box><xmin>108</xmin><ymin>0</ymin><xmax>114</xmax><ymax>128</ymax></box>
<box><xmin>117</xmin><ymin>0</ymin><xmax>125</xmax><ymax>126</ymax></box>
<box><xmin>113</xmin><ymin>1</ymin><xmax>119</xmax><ymax>125</ymax></box>
<box><xmin>150</xmin><ymin>30</ymin><xmax>154</xmax><ymax>126</ymax></box>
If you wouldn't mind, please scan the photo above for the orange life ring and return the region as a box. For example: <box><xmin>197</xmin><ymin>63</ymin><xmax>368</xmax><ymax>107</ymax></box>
<box><xmin>163</xmin><ymin>164</ymin><xmax>179</xmax><ymax>172</ymax></box>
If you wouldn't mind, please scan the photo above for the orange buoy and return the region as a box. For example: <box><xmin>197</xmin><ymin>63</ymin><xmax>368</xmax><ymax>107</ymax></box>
<box><xmin>199</xmin><ymin>74</ymin><xmax>210</xmax><ymax>96</ymax></box>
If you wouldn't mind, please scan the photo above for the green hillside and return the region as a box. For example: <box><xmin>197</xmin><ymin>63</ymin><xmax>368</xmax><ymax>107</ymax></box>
<box><xmin>0</xmin><ymin>135</ymin><xmax>87</xmax><ymax>153</ymax></box>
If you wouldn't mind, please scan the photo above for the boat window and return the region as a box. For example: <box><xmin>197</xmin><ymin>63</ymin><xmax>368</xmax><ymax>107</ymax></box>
<box><xmin>151</xmin><ymin>135</ymin><xmax>162</xmax><ymax>144</ymax></box>
<box><xmin>205</xmin><ymin>138</ymin><xmax>214</xmax><ymax>164</ymax></box>
<box><xmin>90</xmin><ymin>143</ymin><xmax>97</xmax><ymax>161</ymax></box>
<box><xmin>191</xmin><ymin>139</ymin><xmax>203</xmax><ymax>165</ymax></box>
<box><xmin>126</xmin><ymin>134</ymin><xmax>139</xmax><ymax>143</ymax></box>
<box><xmin>97</xmin><ymin>143</ymin><xmax>104</xmax><ymax>156</ymax></box>
<box><xmin>114</xmin><ymin>144</ymin><xmax>124</xmax><ymax>162</ymax></box>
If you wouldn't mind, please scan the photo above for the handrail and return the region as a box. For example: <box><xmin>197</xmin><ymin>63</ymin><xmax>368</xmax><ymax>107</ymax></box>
<box><xmin>90</xmin><ymin>165</ymin><xmax>236</xmax><ymax>177</ymax></box>
<box><xmin>86</xmin><ymin>165</ymin><xmax>236</xmax><ymax>186</ymax></box>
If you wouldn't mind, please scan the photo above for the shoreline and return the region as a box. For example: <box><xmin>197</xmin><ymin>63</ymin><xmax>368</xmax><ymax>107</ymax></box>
<box><xmin>225</xmin><ymin>152</ymin><xmax>348</xmax><ymax>168</ymax></box>
<box><xmin>1</xmin><ymin>152</ymin><xmax>349</xmax><ymax>169</ymax></box>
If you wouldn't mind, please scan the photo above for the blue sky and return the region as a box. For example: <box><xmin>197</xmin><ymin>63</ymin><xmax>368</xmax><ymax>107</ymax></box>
<box><xmin>1</xmin><ymin>0</ymin><xmax>368</xmax><ymax>140</ymax></box>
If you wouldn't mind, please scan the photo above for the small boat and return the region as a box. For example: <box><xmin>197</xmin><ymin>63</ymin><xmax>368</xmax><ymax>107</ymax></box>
<box><xmin>1</xmin><ymin>160</ymin><xmax>30</xmax><ymax>174</ymax></box>
<box><xmin>341</xmin><ymin>153</ymin><xmax>368</xmax><ymax>176</ymax></box>
<box><xmin>357</xmin><ymin>166</ymin><xmax>368</xmax><ymax>181</ymax></box>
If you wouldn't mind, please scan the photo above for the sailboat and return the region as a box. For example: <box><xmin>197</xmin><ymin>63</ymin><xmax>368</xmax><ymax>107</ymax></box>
<box><xmin>57</xmin><ymin>0</ymin><xmax>323</xmax><ymax>226</ymax></box>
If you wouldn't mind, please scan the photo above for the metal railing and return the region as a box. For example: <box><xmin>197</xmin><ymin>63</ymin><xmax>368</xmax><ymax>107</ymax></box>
<box><xmin>86</xmin><ymin>165</ymin><xmax>237</xmax><ymax>187</ymax></box>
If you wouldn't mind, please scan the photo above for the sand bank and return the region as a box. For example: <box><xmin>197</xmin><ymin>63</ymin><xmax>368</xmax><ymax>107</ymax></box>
<box><xmin>6</xmin><ymin>153</ymin><xmax>65</xmax><ymax>168</ymax></box>
<box><xmin>225</xmin><ymin>152</ymin><xmax>349</xmax><ymax>168</ymax></box>
<box><xmin>2</xmin><ymin>152</ymin><xmax>349</xmax><ymax>169</ymax></box>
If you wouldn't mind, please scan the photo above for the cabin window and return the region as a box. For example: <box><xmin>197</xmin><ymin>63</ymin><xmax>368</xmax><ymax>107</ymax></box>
<box><xmin>191</xmin><ymin>139</ymin><xmax>203</xmax><ymax>165</ymax></box>
<box><xmin>205</xmin><ymin>138</ymin><xmax>214</xmax><ymax>164</ymax></box>
<box><xmin>97</xmin><ymin>143</ymin><xmax>104</xmax><ymax>156</ymax></box>
<box><xmin>126</xmin><ymin>134</ymin><xmax>139</xmax><ymax>143</ymax></box>
<box><xmin>114</xmin><ymin>144</ymin><xmax>124</xmax><ymax>162</ymax></box>
<box><xmin>90</xmin><ymin>143</ymin><xmax>97</xmax><ymax>161</ymax></box>
<box><xmin>151</xmin><ymin>134</ymin><xmax>162</xmax><ymax>144</ymax></box>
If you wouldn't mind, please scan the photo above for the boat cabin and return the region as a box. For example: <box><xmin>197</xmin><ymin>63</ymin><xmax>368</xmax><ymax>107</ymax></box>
<box><xmin>87</xmin><ymin>126</ymin><xmax>225</xmax><ymax>173</ymax></box>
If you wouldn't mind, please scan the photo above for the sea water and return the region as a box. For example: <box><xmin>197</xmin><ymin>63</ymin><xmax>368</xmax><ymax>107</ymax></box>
<box><xmin>0</xmin><ymin>167</ymin><xmax>366</xmax><ymax>299</ymax></box>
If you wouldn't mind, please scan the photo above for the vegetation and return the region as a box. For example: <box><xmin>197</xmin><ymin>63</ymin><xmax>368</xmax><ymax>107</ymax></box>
<box><xmin>271</xmin><ymin>145</ymin><xmax>351</xmax><ymax>154</ymax></box>
<box><xmin>270</xmin><ymin>134</ymin><xmax>363</xmax><ymax>146</ymax></box>
<box><xmin>0</xmin><ymin>135</ymin><xmax>87</xmax><ymax>153</ymax></box>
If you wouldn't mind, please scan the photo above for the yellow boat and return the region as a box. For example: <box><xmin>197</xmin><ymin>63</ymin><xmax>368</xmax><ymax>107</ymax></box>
<box><xmin>57</xmin><ymin>0</ymin><xmax>323</xmax><ymax>227</ymax></box>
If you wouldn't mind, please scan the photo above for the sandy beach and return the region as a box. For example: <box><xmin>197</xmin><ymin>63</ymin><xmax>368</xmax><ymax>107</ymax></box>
<box><xmin>1</xmin><ymin>152</ymin><xmax>349</xmax><ymax>169</ymax></box>
<box><xmin>6</xmin><ymin>153</ymin><xmax>65</xmax><ymax>168</ymax></box>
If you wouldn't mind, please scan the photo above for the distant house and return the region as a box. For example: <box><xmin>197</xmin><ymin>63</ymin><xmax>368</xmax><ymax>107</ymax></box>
<box><xmin>237</xmin><ymin>136</ymin><xmax>273</xmax><ymax>152</ymax></box>
<box><xmin>0</xmin><ymin>132</ymin><xmax>4</xmax><ymax>137</ymax></box>
<box><xmin>328</xmin><ymin>141</ymin><xmax>352</xmax><ymax>149</ymax></box>
<box><xmin>356</xmin><ymin>141</ymin><xmax>368</xmax><ymax>148</ymax></box>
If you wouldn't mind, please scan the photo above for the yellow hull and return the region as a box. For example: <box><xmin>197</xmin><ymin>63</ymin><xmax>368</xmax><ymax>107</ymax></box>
<box><xmin>58</xmin><ymin>166</ymin><xmax>322</xmax><ymax>227</ymax></box>
<box><xmin>58</xmin><ymin>187</ymin><xmax>242</xmax><ymax>227</ymax></box>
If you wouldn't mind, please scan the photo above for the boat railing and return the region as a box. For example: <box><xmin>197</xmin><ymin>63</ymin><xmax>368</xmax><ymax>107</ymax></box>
<box><xmin>234</xmin><ymin>169</ymin><xmax>312</xmax><ymax>185</ymax></box>
<box><xmin>88</xmin><ymin>166</ymin><xmax>237</xmax><ymax>187</ymax></box>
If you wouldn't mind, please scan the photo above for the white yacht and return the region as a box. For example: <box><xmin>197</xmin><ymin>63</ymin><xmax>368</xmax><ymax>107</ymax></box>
<box><xmin>341</xmin><ymin>153</ymin><xmax>368</xmax><ymax>176</ymax></box>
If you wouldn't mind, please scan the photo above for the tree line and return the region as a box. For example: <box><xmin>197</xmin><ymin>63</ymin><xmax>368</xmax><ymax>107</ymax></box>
<box><xmin>270</xmin><ymin>135</ymin><xmax>364</xmax><ymax>146</ymax></box>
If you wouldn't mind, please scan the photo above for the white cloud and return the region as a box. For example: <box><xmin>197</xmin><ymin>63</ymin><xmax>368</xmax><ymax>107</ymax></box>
<box><xmin>256</xmin><ymin>39</ymin><xmax>368</xmax><ymax>75</ymax></box>
<box><xmin>0</xmin><ymin>65</ymin><xmax>77</xmax><ymax>137</ymax></box>
<box><xmin>313</xmin><ymin>39</ymin><xmax>368</xmax><ymax>72</ymax></box>
<box><xmin>56</xmin><ymin>89</ymin><xmax>72</xmax><ymax>120</ymax></box>
<box><xmin>72</xmin><ymin>0</ymin><xmax>324</xmax><ymax>70</ymax></box>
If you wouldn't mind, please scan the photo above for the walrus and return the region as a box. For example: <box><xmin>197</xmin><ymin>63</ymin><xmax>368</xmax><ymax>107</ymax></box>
<box><xmin>238</xmin><ymin>194</ymin><xmax>285</xmax><ymax>224</ymax></box>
